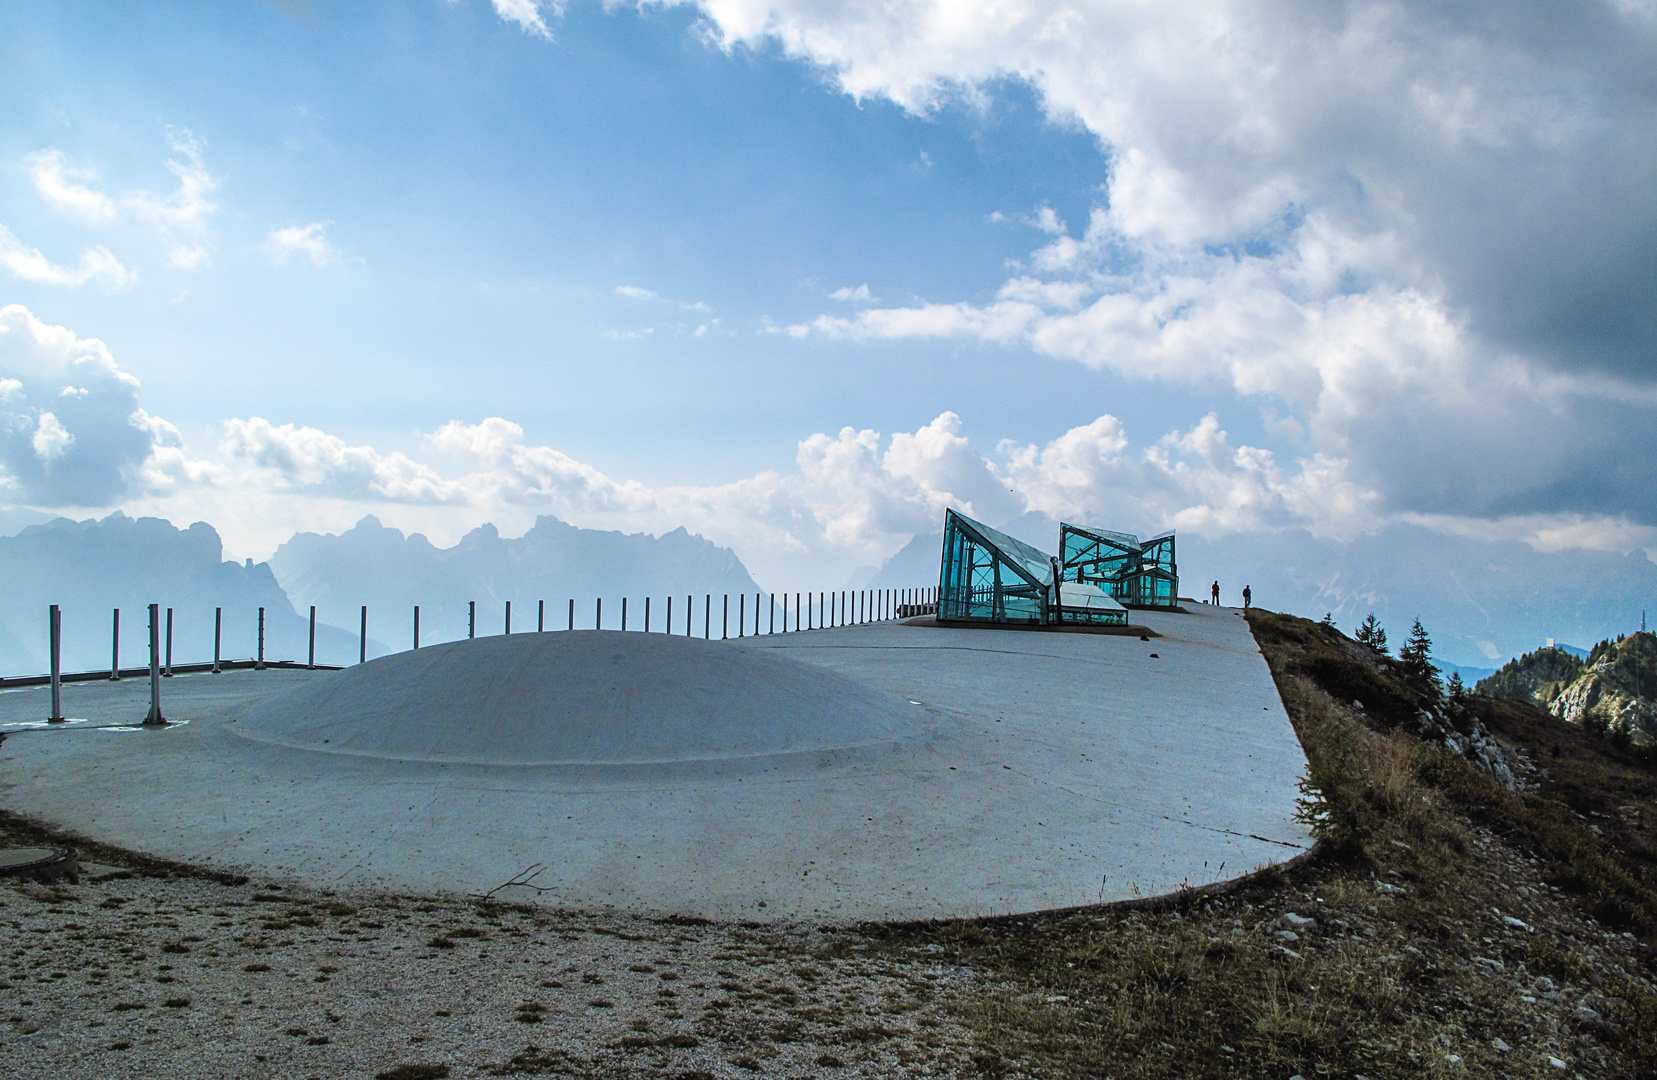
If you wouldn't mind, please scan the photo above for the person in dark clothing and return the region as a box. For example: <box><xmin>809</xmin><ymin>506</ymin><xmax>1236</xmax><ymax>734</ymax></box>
<box><xmin>1210</xmin><ymin>581</ymin><xmax>1220</xmax><ymax>605</ymax></box>
<box><xmin>1242</xmin><ymin>585</ymin><xmax>1251</xmax><ymax>610</ymax></box>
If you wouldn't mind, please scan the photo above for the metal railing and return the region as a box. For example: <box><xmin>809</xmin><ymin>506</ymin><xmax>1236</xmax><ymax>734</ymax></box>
<box><xmin>6</xmin><ymin>586</ymin><xmax>941</xmax><ymax>725</ymax></box>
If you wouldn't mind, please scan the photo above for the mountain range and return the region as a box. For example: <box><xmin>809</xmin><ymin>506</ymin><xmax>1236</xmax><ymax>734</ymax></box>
<box><xmin>0</xmin><ymin>513</ymin><xmax>764</xmax><ymax>676</ymax></box>
<box><xmin>269</xmin><ymin>515</ymin><xmax>761</xmax><ymax>646</ymax></box>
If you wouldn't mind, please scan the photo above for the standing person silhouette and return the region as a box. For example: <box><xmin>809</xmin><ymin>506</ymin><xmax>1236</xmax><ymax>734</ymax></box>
<box><xmin>1242</xmin><ymin>585</ymin><xmax>1252</xmax><ymax>610</ymax></box>
<box><xmin>1210</xmin><ymin>581</ymin><xmax>1220</xmax><ymax>605</ymax></box>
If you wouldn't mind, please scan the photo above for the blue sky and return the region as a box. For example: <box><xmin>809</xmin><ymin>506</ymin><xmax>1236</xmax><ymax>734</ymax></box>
<box><xmin>3</xmin><ymin>0</ymin><xmax>1208</xmax><ymax>473</ymax></box>
<box><xmin>2</xmin><ymin>0</ymin><xmax>1655</xmax><ymax>664</ymax></box>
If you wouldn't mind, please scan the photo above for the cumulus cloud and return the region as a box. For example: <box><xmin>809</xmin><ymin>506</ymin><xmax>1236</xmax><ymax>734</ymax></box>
<box><xmin>614</xmin><ymin>285</ymin><xmax>658</xmax><ymax>300</ymax></box>
<box><xmin>669</xmin><ymin>0</ymin><xmax>1657</xmax><ymax>528</ymax></box>
<box><xmin>221</xmin><ymin>419</ymin><xmax>462</xmax><ymax>504</ymax></box>
<box><xmin>830</xmin><ymin>284</ymin><xmax>873</xmax><ymax>302</ymax></box>
<box><xmin>265</xmin><ymin>222</ymin><xmax>343</xmax><ymax>268</ymax></box>
<box><xmin>0</xmin><ymin>305</ymin><xmax>182</xmax><ymax>505</ymax></box>
<box><xmin>135</xmin><ymin>402</ymin><xmax>1651</xmax><ymax>590</ymax></box>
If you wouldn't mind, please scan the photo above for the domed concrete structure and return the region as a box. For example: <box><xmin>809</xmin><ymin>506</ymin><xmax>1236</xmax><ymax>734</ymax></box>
<box><xmin>0</xmin><ymin>605</ymin><xmax>1313</xmax><ymax>922</ymax></box>
<box><xmin>236</xmin><ymin>631</ymin><xmax>928</xmax><ymax>767</ymax></box>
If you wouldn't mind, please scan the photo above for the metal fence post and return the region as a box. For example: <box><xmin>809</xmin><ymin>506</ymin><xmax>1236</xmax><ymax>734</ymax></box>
<box><xmin>505</xmin><ymin>600</ymin><xmax>512</xmax><ymax>635</ymax></box>
<box><xmin>256</xmin><ymin>607</ymin><xmax>266</xmax><ymax>670</ymax></box>
<box><xmin>111</xmin><ymin>608</ymin><xmax>120</xmax><ymax>680</ymax></box>
<box><xmin>308</xmin><ymin>605</ymin><xmax>316</xmax><ymax>668</ymax></box>
<box><xmin>754</xmin><ymin>592</ymin><xmax>761</xmax><ymax>636</ymax></box>
<box><xmin>596</xmin><ymin>597</ymin><xmax>602</xmax><ymax>630</ymax></box>
<box><xmin>538</xmin><ymin>599</ymin><xmax>545</xmax><ymax>632</ymax></box>
<box><xmin>568</xmin><ymin>598</ymin><xmax>574</xmax><ymax>631</ymax></box>
<box><xmin>213</xmin><ymin>607</ymin><xmax>222</xmax><ymax>673</ymax></box>
<box><xmin>645</xmin><ymin>596</ymin><xmax>651</xmax><ymax>633</ymax></box>
<box><xmin>723</xmin><ymin>594</ymin><xmax>729</xmax><ymax>639</ymax></box>
<box><xmin>48</xmin><ymin>605</ymin><xmax>64</xmax><ymax>722</ymax></box>
<box><xmin>738</xmin><ymin>594</ymin><xmax>744</xmax><ymax>638</ymax></box>
<box><xmin>164</xmin><ymin>607</ymin><xmax>174</xmax><ymax>677</ymax></box>
<box><xmin>144</xmin><ymin>603</ymin><xmax>164</xmax><ymax>725</ymax></box>
<box><xmin>414</xmin><ymin>605</ymin><xmax>421</xmax><ymax>650</ymax></box>
<box><xmin>622</xmin><ymin>597</ymin><xmax>628</xmax><ymax>632</ymax></box>
<box><xmin>469</xmin><ymin>601</ymin><xmax>476</xmax><ymax>639</ymax></box>
<box><xmin>359</xmin><ymin>606</ymin><xmax>367</xmax><ymax>664</ymax></box>
<box><xmin>704</xmin><ymin>595</ymin><xmax>710</xmax><ymax>640</ymax></box>
<box><xmin>770</xmin><ymin>593</ymin><xmax>775</xmax><ymax>634</ymax></box>
<box><xmin>686</xmin><ymin>595</ymin><xmax>692</xmax><ymax>636</ymax></box>
<box><xmin>667</xmin><ymin>595</ymin><xmax>673</xmax><ymax>635</ymax></box>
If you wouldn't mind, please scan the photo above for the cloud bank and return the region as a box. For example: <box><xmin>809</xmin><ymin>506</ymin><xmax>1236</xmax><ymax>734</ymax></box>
<box><xmin>649</xmin><ymin>0</ymin><xmax>1657</xmax><ymax>529</ymax></box>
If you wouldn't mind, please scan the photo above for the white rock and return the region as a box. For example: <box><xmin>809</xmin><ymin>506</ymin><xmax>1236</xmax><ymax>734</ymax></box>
<box><xmin>1492</xmin><ymin>1038</ymin><xmax>1512</xmax><ymax>1052</ymax></box>
<box><xmin>1279</xmin><ymin>912</ymin><xmax>1317</xmax><ymax>930</ymax></box>
<box><xmin>1502</xmin><ymin>916</ymin><xmax>1532</xmax><ymax>931</ymax></box>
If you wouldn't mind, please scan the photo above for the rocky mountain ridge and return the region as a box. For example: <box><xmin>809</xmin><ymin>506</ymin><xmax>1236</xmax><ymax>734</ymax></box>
<box><xmin>1476</xmin><ymin>632</ymin><xmax>1655</xmax><ymax>744</ymax></box>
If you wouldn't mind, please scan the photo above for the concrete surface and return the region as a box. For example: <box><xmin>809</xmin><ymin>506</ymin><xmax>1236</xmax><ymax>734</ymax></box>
<box><xmin>0</xmin><ymin>603</ymin><xmax>1309</xmax><ymax>922</ymax></box>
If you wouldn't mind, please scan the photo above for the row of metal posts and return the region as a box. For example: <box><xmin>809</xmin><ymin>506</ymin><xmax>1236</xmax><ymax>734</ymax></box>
<box><xmin>407</xmin><ymin>586</ymin><xmax>938</xmax><ymax>646</ymax></box>
<box><xmin>39</xmin><ymin>587</ymin><xmax>938</xmax><ymax>724</ymax></box>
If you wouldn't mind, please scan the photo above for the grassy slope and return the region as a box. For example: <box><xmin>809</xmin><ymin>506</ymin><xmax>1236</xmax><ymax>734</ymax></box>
<box><xmin>861</xmin><ymin>609</ymin><xmax>1657</xmax><ymax>1079</ymax></box>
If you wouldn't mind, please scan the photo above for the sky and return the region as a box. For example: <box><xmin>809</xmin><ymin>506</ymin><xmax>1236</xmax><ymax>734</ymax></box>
<box><xmin>2</xmin><ymin>0</ymin><xmax>1655</xmax><ymax>664</ymax></box>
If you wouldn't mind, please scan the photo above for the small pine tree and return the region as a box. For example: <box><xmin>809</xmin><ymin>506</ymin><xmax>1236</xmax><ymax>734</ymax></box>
<box><xmin>1447</xmin><ymin>671</ymin><xmax>1465</xmax><ymax>699</ymax></box>
<box><xmin>1355</xmin><ymin>613</ymin><xmax>1388</xmax><ymax>655</ymax></box>
<box><xmin>1398</xmin><ymin>618</ymin><xmax>1442</xmax><ymax>693</ymax></box>
<box><xmin>1320</xmin><ymin>612</ymin><xmax>1336</xmax><ymax>628</ymax></box>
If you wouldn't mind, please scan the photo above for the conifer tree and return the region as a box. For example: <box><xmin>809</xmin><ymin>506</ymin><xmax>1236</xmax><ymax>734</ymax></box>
<box><xmin>1447</xmin><ymin>671</ymin><xmax>1465</xmax><ymax>699</ymax></box>
<box><xmin>1398</xmin><ymin>618</ymin><xmax>1442</xmax><ymax>693</ymax></box>
<box><xmin>1355</xmin><ymin>613</ymin><xmax>1388</xmax><ymax>655</ymax></box>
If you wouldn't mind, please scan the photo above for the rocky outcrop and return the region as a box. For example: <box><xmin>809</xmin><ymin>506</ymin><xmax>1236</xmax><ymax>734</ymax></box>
<box><xmin>1475</xmin><ymin>646</ymin><xmax>1584</xmax><ymax>707</ymax></box>
<box><xmin>1476</xmin><ymin>633</ymin><xmax>1654</xmax><ymax>745</ymax></box>
<box><xmin>1546</xmin><ymin>633</ymin><xmax>1656</xmax><ymax>743</ymax></box>
<box><xmin>1411</xmin><ymin>700</ymin><xmax>1525</xmax><ymax>791</ymax></box>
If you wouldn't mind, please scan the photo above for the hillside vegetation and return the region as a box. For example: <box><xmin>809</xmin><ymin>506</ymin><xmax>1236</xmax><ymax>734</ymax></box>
<box><xmin>1478</xmin><ymin>633</ymin><xmax>1656</xmax><ymax>745</ymax></box>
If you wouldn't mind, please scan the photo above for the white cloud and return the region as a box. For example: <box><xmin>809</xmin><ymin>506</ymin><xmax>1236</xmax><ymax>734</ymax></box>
<box><xmin>221</xmin><ymin>418</ymin><xmax>462</xmax><ymax>504</ymax></box>
<box><xmin>0</xmin><ymin>305</ymin><xmax>182</xmax><ymax>506</ymax></box>
<box><xmin>669</xmin><ymin>0</ymin><xmax>1657</xmax><ymax>527</ymax></box>
<box><xmin>614</xmin><ymin>285</ymin><xmax>659</xmax><ymax>300</ymax></box>
<box><xmin>31</xmin><ymin>411</ymin><xmax>73</xmax><ymax>462</ymax></box>
<box><xmin>492</xmin><ymin>0</ymin><xmax>562</xmax><ymax>39</ymax></box>
<box><xmin>0</xmin><ymin>223</ymin><xmax>135</xmax><ymax>289</ymax></box>
<box><xmin>266</xmin><ymin>222</ymin><xmax>343</xmax><ymax>268</ymax></box>
<box><xmin>830</xmin><ymin>284</ymin><xmax>873</xmax><ymax>302</ymax></box>
<box><xmin>20</xmin><ymin>130</ymin><xmax>220</xmax><ymax>274</ymax></box>
<box><xmin>26</xmin><ymin>150</ymin><xmax>118</xmax><ymax>224</ymax></box>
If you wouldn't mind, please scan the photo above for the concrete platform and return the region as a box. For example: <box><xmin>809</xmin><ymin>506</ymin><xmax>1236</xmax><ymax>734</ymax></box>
<box><xmin>0</xmin><ymin>603</ymin><xmax>1309</xmax><ymax>922</ymax></box>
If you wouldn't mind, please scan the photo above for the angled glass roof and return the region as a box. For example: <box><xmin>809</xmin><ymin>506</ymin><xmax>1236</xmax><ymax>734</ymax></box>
<box><xmin>955</xmin><ymin>514</ymin><xmax>1055</xmax><ymax>588</ymax></box>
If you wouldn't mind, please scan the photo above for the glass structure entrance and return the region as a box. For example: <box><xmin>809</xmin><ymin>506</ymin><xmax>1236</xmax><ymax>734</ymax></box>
<box><xmin>1059</xmin><ymin>524</ymin><xmax>1179</xmax><ymax>609</ymax></box>
<box><xmin>937</xmin><ymin>510</ymin><xmax>1127</xmax><ymax>627</ymax></box>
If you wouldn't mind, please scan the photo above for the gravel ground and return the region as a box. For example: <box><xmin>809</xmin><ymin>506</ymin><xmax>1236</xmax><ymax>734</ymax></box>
<box><xmin>0</xmin><ymin>863</ymin><xmax>983</xmax><ymax>1080</ymax></box>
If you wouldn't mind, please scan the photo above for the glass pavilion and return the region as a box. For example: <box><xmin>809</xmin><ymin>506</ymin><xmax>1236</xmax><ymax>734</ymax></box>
<box><xmin>1058</xmin><ymin>523</ymin><xmax>1179</xmax><ymax>609</ymax></box>
<box><xmin>937</xmin><ymin>509</ymin><xmax>1128</xmax><ymax>627</ymax></box>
